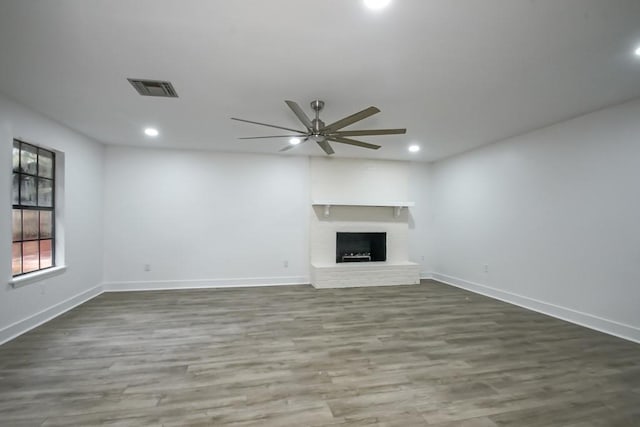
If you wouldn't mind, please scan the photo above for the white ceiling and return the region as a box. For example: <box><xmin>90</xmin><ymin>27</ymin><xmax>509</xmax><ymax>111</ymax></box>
<box><xmin>0</xmin><ymin>0</ymin><xmax>639</xmax><ymax>162</ymax></box>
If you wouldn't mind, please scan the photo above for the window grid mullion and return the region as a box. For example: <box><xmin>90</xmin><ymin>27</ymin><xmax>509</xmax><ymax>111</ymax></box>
<box><xmin>12</xmin><ymin>139</ymin><xmax>56</xmax><ymax>278</ymax></box>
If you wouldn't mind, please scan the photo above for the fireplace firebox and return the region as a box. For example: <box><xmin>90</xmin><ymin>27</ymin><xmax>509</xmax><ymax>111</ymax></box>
<box><xmin>336</xmin><ymin>232</ymin><xmax>386</xmax><ymax>263</ymax></box>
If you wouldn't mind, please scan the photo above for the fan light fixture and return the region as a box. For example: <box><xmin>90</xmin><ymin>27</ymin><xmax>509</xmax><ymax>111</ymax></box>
<box><xmin>409</xmin><ymin>145</ymin><xmax>420</xmax><ymax>153</ymax></box>
<box><xmin>144</xmin><ymin>127</ymin><xmax>159</xmax><ymax>137</ymax></box>
<box><xmin>364</xmin><ymin>0</ymin><xmax>391</xmax><ymax>10</ymax></box>
<box><xmin>289</xmin><ymin>137</ymin><xmax>302</xmax><ymax>145</ymax></box>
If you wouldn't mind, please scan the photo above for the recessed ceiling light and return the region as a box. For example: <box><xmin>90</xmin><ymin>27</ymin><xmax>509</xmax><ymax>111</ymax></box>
<box><xmin>289</xmin><ymin>137</ymin><xmax>302</xmax><ymax>145</ymax></box>
<box><xmin>635</xmin><ymin>46</ymin><xmax>640</xmax><ymax>56</ymax></box>
<box><xmin>408</xmin><ymin>145</ymin><xmax>420</xmax><ymax>153</ymax></box>
<box><xmin>144</xmin><ymin>127</ymin><xmax>159</xmax><ymax>137</ymax></box>
<box><xmin>364</xmin><ymin>0</ymin><xmax>391</xmax><ymax>11</ymax></box>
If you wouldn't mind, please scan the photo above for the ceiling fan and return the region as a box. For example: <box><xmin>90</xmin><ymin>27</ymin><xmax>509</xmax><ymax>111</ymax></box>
<box><xmin>231</xmin><ymin>100</ymin><xmax>406</xmax><ymax>155</ymax></box>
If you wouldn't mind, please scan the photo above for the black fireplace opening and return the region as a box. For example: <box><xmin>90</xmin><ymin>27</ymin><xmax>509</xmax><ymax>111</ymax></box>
<box><xmin>336</xmin><ymin>232</ymin><xmax>386</xmax><ymax>263</ymax></box>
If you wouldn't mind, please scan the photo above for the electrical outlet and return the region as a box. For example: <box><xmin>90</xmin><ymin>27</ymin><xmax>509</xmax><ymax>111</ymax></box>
<box><xmin>484</xmin><ymin>264</ymin><xmax>489</xmax><ymax>273</ymax></box>
<box><xmin>421</xmin><ymin>255</ymin><xmax>425</xmax><ymax>261</ymax></box>
<box><xmin>144</xmin><ymin>264</ymin><xmax>151</xmax><ymax>272</ymax></box>
<box><xmin>283</xmin><ymin>260</ymin><xmax>289</xmax><ymax>268</ymax></box>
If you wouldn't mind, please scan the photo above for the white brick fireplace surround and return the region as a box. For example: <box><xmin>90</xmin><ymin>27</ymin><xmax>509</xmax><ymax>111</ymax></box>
<box><xmin>309</xmin><ymin>158</ymin><xmax>420</xmax><ymax>288</ymax></box>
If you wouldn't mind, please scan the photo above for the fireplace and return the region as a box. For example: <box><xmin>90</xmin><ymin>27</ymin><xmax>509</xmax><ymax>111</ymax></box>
<box><xmin>336</xmin><ymin>232</ymin><xmax>386</xmax><ymax>263</ymax></box>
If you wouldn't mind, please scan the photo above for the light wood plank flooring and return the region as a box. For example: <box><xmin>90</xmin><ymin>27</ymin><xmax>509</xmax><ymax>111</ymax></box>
<box><xmin>1</xmin><ymin>280</ymin><xmax>639</xmax><ymax>426</ymax></box>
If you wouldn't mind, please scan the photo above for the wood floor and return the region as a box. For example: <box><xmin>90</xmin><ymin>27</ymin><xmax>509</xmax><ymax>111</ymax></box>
<box><xmin>0</xmin><ymin>280</ymin><xmax>639</xmax><ymax>426</ymax></box>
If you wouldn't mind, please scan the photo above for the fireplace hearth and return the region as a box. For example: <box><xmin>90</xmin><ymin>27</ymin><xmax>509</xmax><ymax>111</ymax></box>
<box><xmin>336</xmin><ymin>232</ymin><xmax>386</xmax><ymax>263</ymax></box>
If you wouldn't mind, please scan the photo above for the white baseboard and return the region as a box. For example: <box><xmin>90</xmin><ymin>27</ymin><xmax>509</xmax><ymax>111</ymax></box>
<box><xmin>432</xmin><ymin>273</ymin><xmax>640</xmax><ymax>344</ymax></box>
<box><xmin>0</xmin><ymin>284</ymin><xmax>104</xmax><ymax>346</ymax></box>
<box><xmin>103</xmin><ymin>276</ymin><xmax>310</xmax><ymax>292</ymax></box>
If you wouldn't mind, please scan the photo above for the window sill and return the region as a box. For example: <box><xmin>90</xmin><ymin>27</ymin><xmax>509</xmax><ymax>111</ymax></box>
<box><xmin>10</xmin><ymin>266</ymin><xmax>67</xmax><ymax>288</ymax></box>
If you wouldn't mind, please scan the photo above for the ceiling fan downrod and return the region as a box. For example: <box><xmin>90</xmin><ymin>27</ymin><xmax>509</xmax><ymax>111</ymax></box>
<box><xmin>310</xmin><ymin>99</ymin><xmax>325</xmax><ymax>135</ymax></box>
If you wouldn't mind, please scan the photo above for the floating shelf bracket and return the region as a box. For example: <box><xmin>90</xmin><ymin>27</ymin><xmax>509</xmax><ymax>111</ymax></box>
<box><xmin>323</xmin><ymin>204</ymin><xmax>331</xmax><ymax>217</ymax></box>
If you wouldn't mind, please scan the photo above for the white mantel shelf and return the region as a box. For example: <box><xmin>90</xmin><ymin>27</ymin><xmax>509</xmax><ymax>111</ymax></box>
<box><xmin>312</xmin><ymin>200</ymin><xmax>415</xmax><ymax>217</ymax></box>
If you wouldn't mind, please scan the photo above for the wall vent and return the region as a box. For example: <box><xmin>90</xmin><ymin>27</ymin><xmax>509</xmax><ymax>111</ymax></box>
<box><xmin>127</xmin><ymin>78</ymin><xmax>178</xmax><ymax>98</ymax></box>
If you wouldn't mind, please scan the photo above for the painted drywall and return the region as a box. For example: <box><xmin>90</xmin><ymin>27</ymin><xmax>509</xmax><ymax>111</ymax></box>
<box><xmin>430</xmin><ymin>98</ymin><xmax>640</xmax><ymax>341</ymax></box>
<box><xmin>103</xmin><ymin>147</ymin><xmax>310</xmax><ymax>288</ymax></box>
<box><xmin>408</xmin><ymin>161</ymin><xmax>433</xmax><ymax>276</ymax></box>
<box><xmin>0</xmin><ymin>93</ymin><xmax>104</xmax><ymax>341</ymax></box>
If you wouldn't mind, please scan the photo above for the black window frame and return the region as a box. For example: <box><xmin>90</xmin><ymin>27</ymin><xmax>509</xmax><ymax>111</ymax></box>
<box><xmin>12</xmin><ymin>139</ymin><xmax>56</xmax><ymax>277</ymax></box>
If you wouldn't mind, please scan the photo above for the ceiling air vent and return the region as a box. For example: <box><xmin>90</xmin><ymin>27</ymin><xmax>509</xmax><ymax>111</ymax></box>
<box><xmin>127</xmin><ymin>78</ymin><xmax>178</xmax><ymax>98</ymax></box>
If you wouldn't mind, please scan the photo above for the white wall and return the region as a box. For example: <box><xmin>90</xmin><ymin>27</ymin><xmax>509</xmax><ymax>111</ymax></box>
<box><xmin>103</xmin><ymin>147</ymin><xmax>309</xmax><ymax>289</ymax></box>
<box><xmin>408</xmin><ymin>161</ymin><xmax>433</xmax><ymax>276</ymax></box>
<box><xmin>430</xmin><ymin>98</ymin><xmax>640</xmax><ymax>342</ymax></box>
<box><xmin>104</xmin><ymin>153</ymin><xmax>431</xmax><ymax>288</ymax></box>
<box><xmin>0</xmin><ymin>93</ymin><xmax>104</xmax><ymax>342</ymax></box>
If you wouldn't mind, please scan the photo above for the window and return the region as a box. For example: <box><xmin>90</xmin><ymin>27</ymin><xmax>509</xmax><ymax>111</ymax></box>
<box><xmin>12</xmin><ymin>140</ymin><xmax>56</xmax><ymax>277</ymax></box>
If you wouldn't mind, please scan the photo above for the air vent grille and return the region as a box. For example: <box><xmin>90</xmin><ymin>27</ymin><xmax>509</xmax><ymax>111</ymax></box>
<box><xmin>127</xmin><ymin>78</ymin><xmax>178</xmax><ymax>98</ymax></box>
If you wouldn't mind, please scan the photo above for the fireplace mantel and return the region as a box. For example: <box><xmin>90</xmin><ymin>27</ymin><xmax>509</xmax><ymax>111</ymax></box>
<box><xmin>312</xmin><ymin>200</ymin><xmax>415</xmax><ymax>217</ymax></box>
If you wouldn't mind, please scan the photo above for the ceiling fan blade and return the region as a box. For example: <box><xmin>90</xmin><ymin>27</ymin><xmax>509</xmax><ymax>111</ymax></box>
<box><xmin>279</xmin><ymin>136</ymin><xmax>309</xmax><ymax>152</ymax></box>
<box><xmin>239</xmin><ymin>135</ymin><xmax>307</xmax><ymax>139</ymax></box>
<box><xmin>316</xmin><ymin>140</ymin><xmax>335</xmax><ymax>155</ymax></box>
<box><xmin>231</xmin><ymin>117</ymin><xmax>305</xmax><ymax>134</ymax></box>
<box><xmin>328</xmin><ymin>136</ymin><xmax>381</xmax><ymax>150</ymax></box>
<box><xmin>279</xmin><ymin>144</ymin><xmax>297</xmax><ymax>152</ymax></box>
<box><xmin>333</xmin><ymin>128</ymin><xmax>406</xmax><ymax>137</ymax></box>
<box><xmin>323</xmin><ymin>106</ymin><xmax>380</xmax><ymax>132</ymax></box>
<box><xmin>285</xmin><ymin>100</ymin><xmax>313</xmax><ymax>130</ymax></box>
